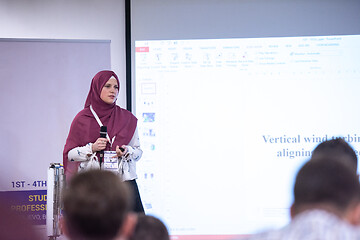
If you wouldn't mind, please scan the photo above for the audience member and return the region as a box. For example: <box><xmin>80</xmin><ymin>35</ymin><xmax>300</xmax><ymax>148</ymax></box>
<box><xmin>129</xmin><ymin>214</ymin><xmax>170</xmax><ymax>240</ymax></box>
<box><xmin>61</xmin><ymin>170</ymin><xmax>136</xmax><ymax>240</ymax></box>
<box><xmin>311</xmin><ymin>138</ymin><xmax>358</xmax><ymax>173</ymax></box>
<box><xmin>245</xmin><ymin>158</ymin><xmax>360</xmax><ymax>240</ymax></box>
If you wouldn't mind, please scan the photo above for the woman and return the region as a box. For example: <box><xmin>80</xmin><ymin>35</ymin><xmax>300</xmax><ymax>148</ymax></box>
<box><xmin>63</xmin><ymin>70</ymin><xmax>144</xmax><ymax>213</ymax></box>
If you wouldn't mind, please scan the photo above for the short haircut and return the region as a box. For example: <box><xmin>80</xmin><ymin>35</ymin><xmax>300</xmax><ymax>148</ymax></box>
<box><xmin>62</xmin><ymin>170</ymin><xmax>131</xmax><ymax>240</ymax></box>
<box><xmin>293</xmin><ymin>158</ymin><xmax>360</xmax><ymax>212</ymax></box>
<box><xmin>311</xmin><ymin>138</ymin><xmax>358</xmax><ymax>172</ymax></box>
<box><xmin>130</xmin><ymin>214</ymin><xmax>170</xmax><ymax>240</ymax></box>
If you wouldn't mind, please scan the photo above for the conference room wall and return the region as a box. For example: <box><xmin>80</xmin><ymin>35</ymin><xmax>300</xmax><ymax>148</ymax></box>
<box><xmin>0</xmin><ymin>0</ymin><xmax>127</xmax><ymax>107</ymax></box>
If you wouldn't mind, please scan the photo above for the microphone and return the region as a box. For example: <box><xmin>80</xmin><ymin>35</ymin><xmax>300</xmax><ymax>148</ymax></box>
<box><xmin>99</xmin><ymin>126</ymin><xmax>107</xmax><ymax>167</ymax></box>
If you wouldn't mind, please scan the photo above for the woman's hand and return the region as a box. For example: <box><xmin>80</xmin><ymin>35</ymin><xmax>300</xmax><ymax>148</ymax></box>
<box><xmin>92</xmin><ymin>138</ymin><xmax>108</xmax><ymax>152</ymax></box>
<box><xmin>116</xmin><ymin>145</ymin><xmax>128</xmax><ymax>158</ymax></box>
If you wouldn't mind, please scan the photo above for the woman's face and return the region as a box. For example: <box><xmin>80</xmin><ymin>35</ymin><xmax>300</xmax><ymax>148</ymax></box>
<box><xmin>100</xmin><ymin>77</ymin><xmax>119</xmax><ymax>104</ymax></box>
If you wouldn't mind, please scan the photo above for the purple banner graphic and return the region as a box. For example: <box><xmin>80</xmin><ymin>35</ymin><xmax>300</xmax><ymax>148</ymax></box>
<box><xmin>0</xmin><ymin>190</ymin><xmax>47</xmax><ymax>225</ymax></box>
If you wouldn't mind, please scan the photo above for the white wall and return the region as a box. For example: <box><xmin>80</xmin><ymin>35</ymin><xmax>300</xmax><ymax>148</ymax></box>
<box><xmin>0</xmin><ymin>0</ymin><xmax>127</xmax><ymax>107</ymax></box>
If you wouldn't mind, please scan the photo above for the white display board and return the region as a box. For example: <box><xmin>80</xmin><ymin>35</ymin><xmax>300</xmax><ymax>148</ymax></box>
<box><xmin>0</xmin><ymin>38</ymin><xmax>111</xmax><ymax>226</ymax></box>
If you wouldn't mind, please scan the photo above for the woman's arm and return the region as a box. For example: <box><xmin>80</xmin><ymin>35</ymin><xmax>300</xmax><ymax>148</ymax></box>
<box><xmin>126</xmin><ymin>127</ymin><xmax>143</xmax><ymax>161</ymax></box>
<box><xmin>68</xmin><ymin>136</ymin><xmax>108</xmax><ymax>162</ymax></box>
<box><xmin>115</xmin><ymin>127</ymin><xmax>143</xmax><ymax>161</ymax></box>
<box><xmin>67</xmin><ymin>143</ymin><xmax>93</xmax><ymax>162</ymax></box>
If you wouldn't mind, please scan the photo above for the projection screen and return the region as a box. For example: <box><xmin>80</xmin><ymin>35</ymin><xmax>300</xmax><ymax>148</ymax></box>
<box><xmin>130</xmin><ymin>0</ymin><xmax>360</xmax><ymax>239</ymax></box>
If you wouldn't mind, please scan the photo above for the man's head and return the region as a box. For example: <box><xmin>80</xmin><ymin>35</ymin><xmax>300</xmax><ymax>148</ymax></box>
<box><xmin>291</xmin><ymin>158</ymin><xmax>360</xmax><ymax>224</ymax></box>
<box><xmin>129</xmin><ymin>214</ymin><xmax>169</xmax><ymax>240</ymax></box>
<box><xmin>311</xmin><ymin>138</ymin><xmax>358</xmax><ymax>173</ymax></box>
<box><xmin>62</xmin><ymin>170</ymin><xmax>135</xmax><ymax>240</ymax></box>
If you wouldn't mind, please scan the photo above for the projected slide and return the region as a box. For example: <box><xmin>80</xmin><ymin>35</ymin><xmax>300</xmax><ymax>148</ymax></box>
<box><xmin>134</xmin><ymin>35</ymin><xmax>360</xmax><ymax>239</ymax></box>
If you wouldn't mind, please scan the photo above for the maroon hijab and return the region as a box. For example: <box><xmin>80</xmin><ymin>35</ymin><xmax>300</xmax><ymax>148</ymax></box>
<box><xmin>63</xmin><ymin>70</ymin><xmax>137</xmax><ymax>178</ymax></box>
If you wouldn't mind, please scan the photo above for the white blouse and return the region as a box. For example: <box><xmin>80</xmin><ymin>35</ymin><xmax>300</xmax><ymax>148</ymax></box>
<box><xmin>67</xmin><ymin>127</ymin><xmax>142</xmax><ymax>181</ymax></box>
